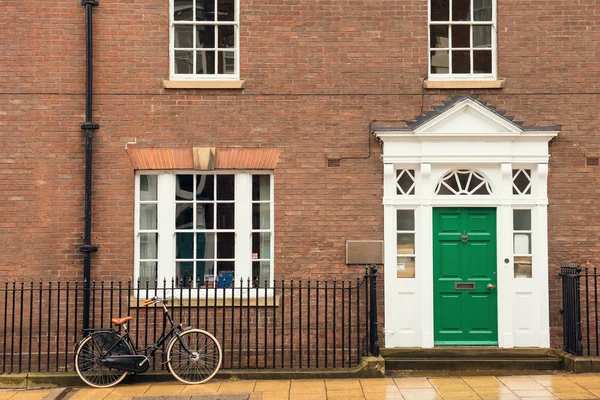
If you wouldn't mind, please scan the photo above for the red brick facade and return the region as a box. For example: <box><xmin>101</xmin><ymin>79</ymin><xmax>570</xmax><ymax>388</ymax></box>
<box><xmin>0</xmin><ymin>0</ymin><xmax>599</xmax><ymax>348</ymax></box>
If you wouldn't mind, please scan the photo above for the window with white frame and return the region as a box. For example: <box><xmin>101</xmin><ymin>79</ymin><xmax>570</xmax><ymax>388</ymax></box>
<box><xmin>435</xmin><ymin>169</ymin><xmax>492</xmax><ymax>195</ymax></box>
<box><xmin>396</xmin><ymin>210</ymin><xmax>416</xmax><ymax>278</ymax></box>
<box><xmin>171</xmin><ymin>0</ymin><xmax>239</xmax><ymax>79</ymax></box>
<box><xmin>396</xmin><ymin>169</ymin><xmax>416</xmax><ymax>195</ymax></box>
<box><xmin>513</xmin><ymin>209</ymin><xmax>532</xmax><ymax>278</ymax></box>
<box><xmin>136</xmin><ymin>172</ymin><xmax>273</xmax><ymax>289</ymax></box>
<box><xmin>512</xmin><ymin>169</ymin><xmax>532</xmax><ymax>195</ymax></box>
<box><xmin>429</xmin><ymin>0</ymin><xmax>495</xmax><ymax>78</ymax></box>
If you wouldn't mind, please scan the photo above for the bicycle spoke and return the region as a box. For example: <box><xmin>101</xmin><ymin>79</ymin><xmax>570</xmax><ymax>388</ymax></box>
<box><xmin>168</xmin><ymin>330</ymin><xmax>222</xmax><ymax>384</ymax></box>
<box><xmin>75</xmin><ymin>332</ymin><xmax>130</xmax><ymax>388</ymax></box>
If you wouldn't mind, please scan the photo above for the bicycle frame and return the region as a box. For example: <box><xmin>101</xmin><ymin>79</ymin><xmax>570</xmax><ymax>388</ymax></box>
<box><xmin>80</xmin><ymin>299</ymin><xmax>194</xmax><ymax>363</ymax></box>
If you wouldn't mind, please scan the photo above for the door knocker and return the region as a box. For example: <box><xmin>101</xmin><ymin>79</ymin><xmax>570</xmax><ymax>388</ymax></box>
<box><xmin>461</xmin><ymin>232</ymin><xmax>468</xmax><ymax>244</ymax></box>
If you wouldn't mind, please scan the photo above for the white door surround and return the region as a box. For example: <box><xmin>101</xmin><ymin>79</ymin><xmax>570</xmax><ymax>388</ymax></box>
<box><xmin>373</xmin><ymin>96</ymin><xmax>559</xmax><ymax>348</ymax></box>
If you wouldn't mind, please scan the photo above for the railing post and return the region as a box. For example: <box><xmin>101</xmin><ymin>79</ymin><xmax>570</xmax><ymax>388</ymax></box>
<box><xmin>368</xmin><ymin>264</ymin><xmax>380</xmax><ymax>357</ymax></box>
<box><xmin>575</xmin><ymin>266</ymin><xmax>584</xmax><ymax>356</ymax></box>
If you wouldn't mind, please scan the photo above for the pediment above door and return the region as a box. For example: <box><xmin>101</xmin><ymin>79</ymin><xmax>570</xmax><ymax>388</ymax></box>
<box><xmin>414</xmin><ymin>98</ymin><xmax>521</xmax><ymax>136</ymax></box>
<box><xmin>373</xmin><ymin>95</ymin><xmax>559</xmax><ymax>163</ymax></box>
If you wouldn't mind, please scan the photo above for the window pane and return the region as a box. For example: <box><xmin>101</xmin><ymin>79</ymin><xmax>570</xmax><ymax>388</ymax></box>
<box><xmin>513</xmin><ymin>169</ymin><xmax>531</xmax><ymax>195</ymax></box>
<box><xmin>174</xmin><ymin>0</ymin><xmax>193</xmax><ymax>21</ymax></box>
<box><xmin>452</xmin><ymin>50</ymin><xmax>470</xmax><ymax>73</ymax></box>
<box><xmin>514</xmin><ymin>210</ymin><xmax>531</xmax><ymax>230</ymax></box>
<box><xmin>196</xmin><ymin>0</ymin><xmax>215</xmax><ymax>21</ymax></box>
<box><xmin>397</xmin><ymin>234</ymin><xmax>415</xmax><ymax>255</ymax></box>
<box><xmin>140</xmin><ymin>233</ymin><xmax>157</xmax><ymax>259</ymax></box>
<box><xmin>218</xmin><ymin>26</ymin><xmax>235</xmax><ymax>50</ymax></box>
<box><xmin>430</xmin><ymin>26</ymin><xmax>449</xmax><ymax>49</ymax></box>
<box><xmin>218</xmin><ymin>0</ymin><xmax>235</xmax><ymax>21</ymax></box>
<box><xmin>219</xmin><ymin>51</ymin><xmax>236</xmax><ymax>74</ymax></box>
<box><xmin>197</xmin><ymin>26</ymin><xmax>215</xmax><ymax>49</ymax></box>
<box><xmin>217</xmin><ymin>175</ymin><xmax>235</xmax><ymax>200</ymax></box>
<box><xmin>252</xmin><ymin>232</ymin><xmax>271</xmax><ymax>259</ymax></box>
<box><xmin>176</xmin><ymin>261</ymin><xmax>194</xmax><ymax>287</ymax></box>
<box><xmin>431</xmin><ymin>50</ymin><xmax>449</xmax><ymax>73</ymax></box>
<box><xmin>176</xmin><ymin>232</ymin><xmax>194</xmax><ymax>259</ymax></box>
<box><xmin>140</xmin><ymin>204</ymin><xmax>157</xmax><ymax>230</ymax></box>
<box><xmin>452</xmin><ymin>25</ymin><xmax>470</xmax><ymax>48</ymax></box>
<box><xmin>514</xmin><ymin>233</ymin><xmax>531</xmax><ymax>254</ymax></box>
<box><xmin>197</xmin><ymin>261</ymin><xmax>215</xmax><ymax>287</ymax></box>
<box><xmin>196</xmin><ymin>51</ymin><xmax>216</xmax><ymax>74</ymax></box>
<box><xmin>176</xmin><ymin>175</ymin><xmax>194</xmax><ymax>200</ymax></box>
<box><xmin>217</xmin><ymin>262</ymin><xmax>235</xmax><ymax>287</ymax></box>
<box><xmin>197</xmin><ymin>203</ymin><xmax>214</xmax><ymax>229</ymax></box>
<box><xmin>196</xmin><ymin>175</ymin><xmax>214</xmax><ymax>200</ymax></box>
<box><xmin>397</xmin><ymin>256</ymin><xmax>416</xmax><ymax>278</ymax></box>
<box><xmin>514</xmin><ymin>256</ymin><xmax>532</xmax><ymax>278</ymax></box>
<box><xmin>397</xmin><ymin>169</ymin><xmax>415</xmax><ymax>195</ymax></box>
<box><xmin>458</xmin><ymin>171</ymin><xmax>470</xmax><ymax>189</ymax></box>
<box><xmin>217</xmin><ymin>232</ymin><xmax>235</xmax><ymax>258</ymax></box>
<box><xmin>473</xmin><ymin>0</ymin><xmax>493</xmax><ymax>21</ymax></box>
<box><xmin>473</xmin><ymin>183</ymin><xmax>491</xmax><ymax>195</ymax></box>
<box><xmin>253</xmin><ymin>203</ymin><xmax>270</xmax><ymax>230</ymax></box>
<box><xmin>174</xmin><ymin>25</ymin><xmax>193</xmax><ymax>48</ymax></box>
<box><xmin>175</xmin><ymin>203</ymin><xmax>194</xmax><ymax>229</ymax></box>
<box><xmin>431</xmin><ymin>0</ymin><xmax>449</xmax><ymax>21</ymax></box>
<box><xmin>140</xmin><ymin>175</ymin><xmax>157</xmax><ymax>201</ymax></box>
<box><xmin>436</xmin><ymin>182</ymin><xmax>454</xmax><ymax>195</ymax></box>
<box><xmin>253</xmin><ymin>262</ymin><xmax>271</xmax><ymax>287</ymax></box>
<box><xmin>452</xmin><ymin>0</ymin><xmax>470</xmax><ymax>21</ymax></box>
<box><xmin>397</xmin><ymin>210</ymin><xmax>415</xmax><ymax>231</ymax></box>
<box><xmin>473</xmin><ymin>50</ymin><xmax>492</xmax><ymax>73</ymax></box>
<box><xmin>196</xmin><ymin>233</ymin><xmax>215</xmax><ymax>259</ymax></box>
<box><xmin>174</xmin><ymin>51</ymin><xmax>193</xmax><ymax>74</ymax></box>
<box><xmin>473</xmin><ymin>25</ymin><xmax>491</xmax><ymax>48</ymax></box>
<box><xmin>216</xmin><ymin>203</ymin><xmax>235</xmax><ymax>229</ymax></box>
<box><xmin>139</xmin><ymin>261</ymin><xmax>157</xmax><ymax>288</ymax></box>
<box><xmin>252</xmin><ymin>175</ymin><xmax>271</xmax><ymax>201</ymax></box>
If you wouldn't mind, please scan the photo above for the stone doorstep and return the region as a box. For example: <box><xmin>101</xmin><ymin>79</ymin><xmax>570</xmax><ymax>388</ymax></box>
<box><xmin>557</xmin><ymin>349</ymin><xmax>600</xmax><ymax>373</ymax></box>
<box><xmin>0</xmin><ymin>357</ymin><xmax>385</xmax><ymax>390</ymax></box>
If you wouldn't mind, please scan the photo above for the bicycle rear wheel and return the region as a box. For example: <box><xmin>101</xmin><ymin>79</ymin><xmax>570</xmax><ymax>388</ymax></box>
<box><xmin>75</xmin><ymin>331</ymin><xmax>132</xmax><ymax>388</ymax></box>
<box><xmin>167</xmin><ymin>329</ymin><xmax>222</xmax><ymax>384</ymax></box>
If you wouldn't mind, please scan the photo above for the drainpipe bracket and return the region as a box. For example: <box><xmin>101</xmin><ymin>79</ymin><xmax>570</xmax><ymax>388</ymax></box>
<box><xmin>81</xmin><ymin>123</ymin><xmax>99</xmax><ymax>131</ymax></box>
<box><xmin>79</xmin><ymin>245</ymin><xmax>99</xmax><ymax>253</ymax></box>
<box><xmin>81</xmin><ymin>0</ymin><xmax>99</xmax><ymax>6</ymax></box>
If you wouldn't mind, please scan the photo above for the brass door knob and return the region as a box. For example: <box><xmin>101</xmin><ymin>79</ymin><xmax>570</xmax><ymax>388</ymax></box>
<box><xmin>487</xmin><ymin>284</ymin><xmax>496</xmax><ymax>290</ymax></box>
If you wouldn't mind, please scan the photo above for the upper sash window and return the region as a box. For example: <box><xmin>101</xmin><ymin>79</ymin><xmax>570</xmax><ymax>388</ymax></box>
<box><xmin>171</xmin><ymin>0</ymin><xmax>239</xmax><ymax>79</ymax></box>
<box><xmin>429</xmin><ymin>0</ymin><xmax>496</xmax><ymax>79</ymax></box>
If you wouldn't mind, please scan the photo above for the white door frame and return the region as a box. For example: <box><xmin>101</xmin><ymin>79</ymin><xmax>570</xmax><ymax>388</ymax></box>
<box><xmin>374</xmin><ymin>97</ymin><xmax>558</xmax><ymax>348</ymax></box>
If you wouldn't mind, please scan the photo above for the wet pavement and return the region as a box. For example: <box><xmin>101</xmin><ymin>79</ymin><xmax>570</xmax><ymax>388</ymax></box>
<box><xmin>3</xmin><ymin>374</ymin><xmax>600</xmax><ymax>400</ymax></box>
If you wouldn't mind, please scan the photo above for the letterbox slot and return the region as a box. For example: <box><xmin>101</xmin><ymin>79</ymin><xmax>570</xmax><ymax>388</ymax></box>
<box><xmin>454</xmin><ymin>282</ymin><xmax>476</xmax><ymax>290</ymax></box>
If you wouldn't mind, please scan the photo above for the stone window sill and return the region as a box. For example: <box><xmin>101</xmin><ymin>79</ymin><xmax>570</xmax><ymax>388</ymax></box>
<box><xmin>162</xmin><ymin>79</ymin><xmax>246</xmax><ymax>89</ymax></box>
<box><xmin>424</xmin><ymin>79</ymin><xmax>505</xmax><ymax>89</ymax></box>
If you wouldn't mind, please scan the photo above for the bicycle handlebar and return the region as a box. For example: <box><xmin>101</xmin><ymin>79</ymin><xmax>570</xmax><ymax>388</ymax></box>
<box><xmin>143</xmin><ymin>296</ymin><xmax>169</xmax><ymax>307</ymax></box>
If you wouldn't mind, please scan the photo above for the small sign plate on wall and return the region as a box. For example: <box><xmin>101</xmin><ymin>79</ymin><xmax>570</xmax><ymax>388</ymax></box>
<box><xmin>346</xmin><ymin>240</ymin><xmax>384</xmax><ymax>264</ymax></box>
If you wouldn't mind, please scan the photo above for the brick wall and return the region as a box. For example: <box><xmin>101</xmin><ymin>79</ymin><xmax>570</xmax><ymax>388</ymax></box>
<box><xmin>0</xmin><ymin>0</ymin><xmax>599</xmax><ymax>348</ymax></box>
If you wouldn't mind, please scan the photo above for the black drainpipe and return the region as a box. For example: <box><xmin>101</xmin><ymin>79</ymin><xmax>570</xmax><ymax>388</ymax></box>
<box><xmin>79</xmin><ymin>0</ymin><xmax>99</xmax><ymax>332</ymax></box>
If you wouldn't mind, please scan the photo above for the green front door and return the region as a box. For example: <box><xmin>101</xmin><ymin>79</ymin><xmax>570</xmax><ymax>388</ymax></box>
<box><xmin>433</xmin><ymin>208</ymin><xmax>498</xmax><ymax>346</ymax></box>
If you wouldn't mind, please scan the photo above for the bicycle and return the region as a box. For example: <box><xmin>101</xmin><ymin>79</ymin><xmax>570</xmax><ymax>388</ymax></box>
<box><xmin>74</xmin><ymin>296</ymin><xmax>222</xmax><ymax>388</ymax></box>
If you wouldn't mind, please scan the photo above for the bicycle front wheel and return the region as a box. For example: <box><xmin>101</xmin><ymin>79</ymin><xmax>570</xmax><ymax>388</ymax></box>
<box><xmin>75</xmin><ymin>331</ymin><xmax>132</xmax><ymax>388</ymax></box>
<box><xmin>167</xmin><ymin>329</ymin><xmax>222</xmax><ymax>384</ymax></box>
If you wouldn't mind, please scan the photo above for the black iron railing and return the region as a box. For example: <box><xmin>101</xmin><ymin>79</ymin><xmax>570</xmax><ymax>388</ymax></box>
<box><xmin>560</xmin><ymin>264</ymin><xmax>600</xmax><ymax>356</ymax></box>
<box><xmin>0</xmin><ymin>266</ymin><xmax>379</xmax><ymax>373</ymax></box>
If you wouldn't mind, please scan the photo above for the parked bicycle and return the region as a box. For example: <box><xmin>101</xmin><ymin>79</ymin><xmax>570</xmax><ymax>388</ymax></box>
<box><xmin>74</xmin><ymin>296</ymin><xmax>222</xmax><ymax>387</ymax></box>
